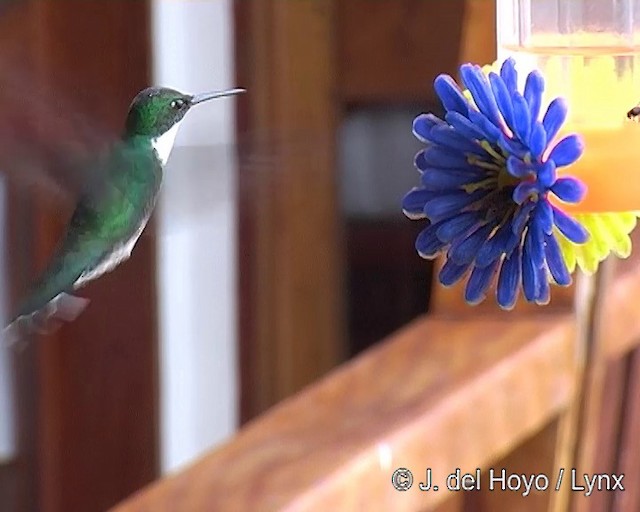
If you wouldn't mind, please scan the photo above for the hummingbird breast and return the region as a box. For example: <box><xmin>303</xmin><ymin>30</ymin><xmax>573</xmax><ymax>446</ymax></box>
<box><xmin>74</xmin><ymin>211</ymin><xmax>152</xmax><ymax>288</ymax></box>
<box><xmin>73</xmin><ymin>139</ymin><xmax>164</xmax><ymax>286</ymax></box>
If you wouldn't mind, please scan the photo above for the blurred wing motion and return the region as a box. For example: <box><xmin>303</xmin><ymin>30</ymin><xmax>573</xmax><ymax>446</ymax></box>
<box><xmin>0</xmin><ymin>63</ymin><xmax>113</xmax><ymax>203</ymax></box>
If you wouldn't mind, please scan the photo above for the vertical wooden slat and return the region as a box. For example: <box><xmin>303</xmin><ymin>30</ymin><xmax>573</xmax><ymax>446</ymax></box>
<box><xmin>550</xmin><ymin>270</ymin><xmax>599</xmax><ymax>512</ymax></box>
<box><xmin>337</xmin><ymin>0</ymin><xmax>467</xmax><ymax>103</ymax></box>
<box><xmin>458</xmin><ymin>0</ymin><xmax>496</xmax><ymax>67</ymax></box>
<box><xmin>464</xmin><ymin>419</ymin><xmax>562</xmax><ymax>512</ymax></box>
<box><xmin>611</xmin><ymin>347</ymin><xmax>640</xmax><ymax>512</ymax></box>
<box><xmin>562</xmin><ymin>261</ymin><xmax>616</xmax><ymax>512</ymax></box>
<box><xmin>584</xmin><ymin>357</ymin><xmax>629</xmax><ymax>512</ymax></box>
<box><xmin>236</xmin><ymin>0</ymin><xmax>345</xmax><ymax>421</ymax></box>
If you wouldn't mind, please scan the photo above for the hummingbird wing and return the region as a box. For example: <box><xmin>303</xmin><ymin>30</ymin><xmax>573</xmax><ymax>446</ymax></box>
<box><xmin>0</xmin><ymin>58</ymin><xmax>117</xmax><ymax>206</ymax></box>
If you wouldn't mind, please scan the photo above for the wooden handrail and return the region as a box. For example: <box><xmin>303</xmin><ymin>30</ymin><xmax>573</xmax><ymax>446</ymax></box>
<box><xmin>111</xmin><ymin>247</ymin><xmax>640</xmax><ymax>512</ymax></box>
<box><xmin>111</xmin><ymin>314</ymin><xmax>575</xmax><ymax>512</ymax></box>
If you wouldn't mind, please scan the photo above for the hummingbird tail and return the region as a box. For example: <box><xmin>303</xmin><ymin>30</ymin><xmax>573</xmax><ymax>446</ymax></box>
<box><xmin>2</xmin><ymin>293</ymin><xmax>90</xmax><ymax>348</ymax></box>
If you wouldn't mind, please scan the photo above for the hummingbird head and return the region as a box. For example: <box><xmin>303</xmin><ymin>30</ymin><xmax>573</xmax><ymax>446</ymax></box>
<box><xmin>123</xmin><ymin>86</ymin><xmax>245</xmax><ymax>139</ymax></box>
<box><xmin>123</xmin><ymin>86</ymin><xmax>244</xmax><ymax>165</ymax></box>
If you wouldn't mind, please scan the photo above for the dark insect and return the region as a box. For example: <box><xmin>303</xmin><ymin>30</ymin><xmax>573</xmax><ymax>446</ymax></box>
<box><xmin>626</xmin><ymin>105</ymin><xmax>640</xmax><ymax>121</ymax></box>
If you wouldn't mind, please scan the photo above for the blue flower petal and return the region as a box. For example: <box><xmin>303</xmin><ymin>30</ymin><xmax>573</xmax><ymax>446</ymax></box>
<box><xmin>415</xmin><ymin>223</ymin><xmax>447</xmax><ymax>258</ymax></box>
<box><xmin>527</xmin><ymin>221</ymin><xmax>545</xmax><ymax>269</ymax></box>
<box><xmin>536</xmin><ymin>200</ymin><xmax>554</xmax><ymax>235</ymax></box>
<box><xmin>489</xmin><ymin>72</ymin><xmax>514</xmax><ymax>130</ymax></box>
<box><xmin>551</xmin><ymin>176</ymin><xmax>587</xmax><ymax>203</ymax></box>
<box><xmin>536</xmin><ymin>160</ymin><xmax>556</xmax><ymax>188</ymax></box>
<box><xmin>511</xmin><ymin>92</ymin><xmax>532</xmax><ymax>144</ymax></box>
<box><xmin>439</xmin><ymin>258</ymin><xmax>471</xmax><ymax>286</ymax></box>
<box><xmin>512</xmin><ymin>201</ymin><xmax>536</xmax><ymax>236</ymax></box>
<box><xmin>426</xmin><ymin>125</ymin><xmax>485</xmax><ymax>155</ymax></box>
<box><xmin>460</xmin><ymin>64</ymin><xmax>503</xmax><ymax>128</ymax></box>
<box><xmin>504</xmin><ymin>232</ymin><xmax>521</xmax><ymax>254</ymax></box>
<box><xmin>445</xmin><ymin>111</ymin><xmax>486</xmax><ymax>141</ymax></box>
<box><xmin>414</xmin><ymin>149</ymin><xmax>428</xmax><ymax>171</ymax></box>
<box><xmin>545</xmin><ymin>233</ymin><xmax>572</xmax><ymax>285</ymax></box>
<box><xmin>548</xmin><ymin>134</ymin><xmax>584</xmax><ymax>167</ymax></box>
<box><xmin>513</xmin><ymin>181</ymin><xmax>538</xmax><ymax>204</ymax></box>
<box><xmin>524</xmin><ymin>70</ymin><xmax>544</xmax><ymax>126</ymax></box>
<box><xmin>413</xmin><ymin>113</ymin><xmax>444</xmax><ymax>143</ymax></box>
<box><xmin>499</xmin><ymin>135</ymin><xmax>529</xmax><ymax>160</ymax></box>
<box><xmin>497</xmin><ymin>245</ymin><xmax>521</xmax><ymax>309</ymax></box>
<box><xmin>542</xmin><ymin>97</ymin><xmax>568</xmax><ymax>143</ymax></box>
<box><xmin>537</xmin><ymin>271</ymin><xmax>550</xmax><ymax>304</ymax></box>
<box><xmin>476</xmin><ymin>222</ymin><xmax>511</xmax><ymax>267</ymax></box>
<box><xmin>552</xmin><ymin>205</ymin><xmax>589</xmax><ymax>243</ymax></box>
<box><xmin>402</xmin><ymin>187</ymin><xmax>436</xmax><ymax>218</ymax></box>
<box><xmin>436</xmin><ymin>211</ymin><xmax>481</xmax><ymax>243</ymax></box>
<box><xmin>424</xmin><ymin>189</ymin><xmax>486</xmax><ymax>222</ymax></box>
<box><xmin>421</xmin><ymin>168</ymin><xmax>485</xmax><ymax>191</ymax></box>
<box><xmin>500</xmin><ymin>58</ymin><xmax>518</xmax><ymax>94</ymax></box>
<box><xmin>434</xmin><ymin>74</ymin><xmax>470</xmax><ymax>115</ymax></box>
<box><xmin>418</xmin><ymin>146</ymin><xmax>474</xmax><ymax>170</ymax></box>
<box><xmin>506</xmin><ymin>155</ymin><xmax>534</xmax><ymax>178</ymax></box>
<box><xmin>468</xmin><ymin>108</ymin><xmax>502</xmax><ymax>142</ymax></box>
<box><xmin>522</xmin><ymin>236</ymin><xmax>541</xmax><ymax>301</ymax></box>
<box><xmin>529</xmin><ymin>122</ymin><xmax>547</xmax><ymax>160</ymax></box>
<box><xmin>465</xmin><ymin>259</ymin><xmax>499</xmax><ymax>304</ymax></box>
<box><xmin>449</xmin><ymin>222</ymin><xmax>495</xmax><ymax>265</ymax></box>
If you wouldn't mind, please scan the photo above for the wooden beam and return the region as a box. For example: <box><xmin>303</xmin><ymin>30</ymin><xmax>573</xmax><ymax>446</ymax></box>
<box><xmin>111</xmin><ymin>314</ymin><xmax>575</xmax><ymax>512</ymax></box>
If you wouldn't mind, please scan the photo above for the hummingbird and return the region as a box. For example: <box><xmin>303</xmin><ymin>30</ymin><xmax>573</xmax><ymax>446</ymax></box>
<box><xmin>4</xmin><ymin>85</ymin><xmax>245</xmax><ymax>338</ymax></box>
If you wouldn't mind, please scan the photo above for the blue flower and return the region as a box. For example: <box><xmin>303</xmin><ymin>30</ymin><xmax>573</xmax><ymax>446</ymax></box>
<box><xmin>402</xmin><ymin>59</ymin><xmax>588</xmax><ymax>309</ymax></box>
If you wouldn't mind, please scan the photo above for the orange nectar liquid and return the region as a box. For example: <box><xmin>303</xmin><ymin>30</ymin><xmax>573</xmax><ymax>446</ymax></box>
<box><xmin>500</xmin><ymin>41</ymin><xmax>640</xmax><ymax>213</ymax></box>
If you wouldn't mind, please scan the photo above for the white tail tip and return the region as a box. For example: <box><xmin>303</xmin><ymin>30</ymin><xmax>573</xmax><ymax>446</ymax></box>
<box><xmin>2</xmin><ymin>293</ymin><xmax>90</xmax><ymax>349</ymax></box>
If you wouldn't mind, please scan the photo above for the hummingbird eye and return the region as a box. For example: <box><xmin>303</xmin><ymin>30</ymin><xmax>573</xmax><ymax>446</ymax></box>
<box><xmin>170</xmin><ymin>99</ymin><xmax>185</xmax><ymax>110</ymax></box>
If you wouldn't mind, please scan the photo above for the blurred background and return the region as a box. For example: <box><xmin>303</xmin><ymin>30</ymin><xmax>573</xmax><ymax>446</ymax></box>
<box><xmin>0</xmin><ymin>0</ymin><xmax>495</xmax><ymax>510</ymax></box>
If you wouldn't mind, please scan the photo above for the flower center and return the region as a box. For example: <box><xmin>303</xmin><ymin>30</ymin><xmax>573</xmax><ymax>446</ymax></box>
<box><xmin>497</xmin><ymin>164</ymin><xmax>521</xmax><ymax>190</ymax></box>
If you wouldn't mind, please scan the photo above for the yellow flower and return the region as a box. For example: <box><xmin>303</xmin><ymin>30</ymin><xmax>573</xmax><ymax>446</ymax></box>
<box><xmin>556</xmin><ymin>212</ymin><xmax>640</xmax><ymax>274</ymax></box>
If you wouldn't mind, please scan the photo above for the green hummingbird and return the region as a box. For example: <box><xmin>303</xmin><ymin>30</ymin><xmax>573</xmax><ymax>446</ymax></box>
<box><xmin>5</xmin><ymin>85</ymin><xmax>244</xmax><ymax>337</ymax></box>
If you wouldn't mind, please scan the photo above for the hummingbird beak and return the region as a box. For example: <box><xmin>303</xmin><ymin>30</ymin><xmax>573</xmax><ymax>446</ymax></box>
<box><xmin>190</xmin><ymin>88</ymin><xmax>246</xmax><ymax>105</ymax></box>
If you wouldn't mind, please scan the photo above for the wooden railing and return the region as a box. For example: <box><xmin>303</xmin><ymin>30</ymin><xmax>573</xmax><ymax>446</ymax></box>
<box><xmin>111</xmin><ymin>242</ymin><xmax>640</xmax><ymax>512</ymax></box>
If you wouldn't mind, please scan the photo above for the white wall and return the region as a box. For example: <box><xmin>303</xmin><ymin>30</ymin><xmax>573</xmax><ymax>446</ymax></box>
<box><xmin>151</xmin><ymin>0</ymin><xmax>238</xmax><ymax>474</ymax></box>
